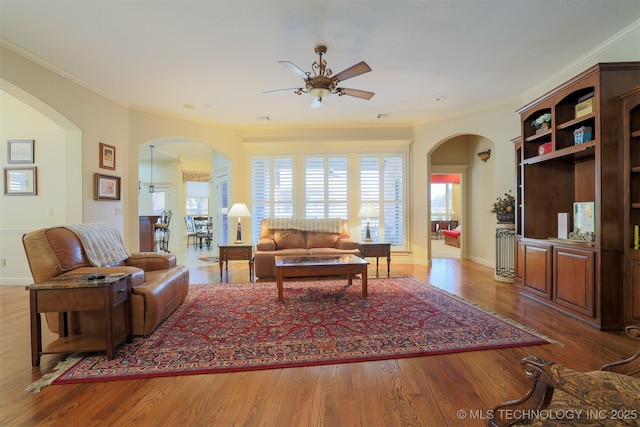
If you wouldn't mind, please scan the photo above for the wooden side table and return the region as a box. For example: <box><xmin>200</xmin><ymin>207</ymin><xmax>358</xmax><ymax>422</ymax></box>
<box><xmin>360</xmin><ymin>242</ymin><xmax>391</xmax><ymax>276</ymax></box>
<box><xmin>27</xmin><ymin>273</ymin><xmax>131</xmax><ymax>366</ymax></box>
<box><xmin>218</xmin><ymin>244</ymin><xmax>254</xmax><ymax>281</ymax></box>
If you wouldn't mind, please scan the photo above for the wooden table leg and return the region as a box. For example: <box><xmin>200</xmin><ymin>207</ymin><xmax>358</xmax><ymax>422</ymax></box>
<box><xmin>29</xmin><ymin>291</ymin><xmax>42</xmax><ymax>367</ymax></box>
<box><xmin>387</xmin><ymin>254</ymin><xmax>391</xmax><ymax>277</ymax></box>
<box><xmin>104</xmin><ymin>286</ymin><xmax>115</xmax><ymax>360</ymax></box>
<box><xmin>362</xmin><ymin>265</ymin><xmax>368</xmax><ymax>298</ymax></box>
<box><xmin>276</xmin><ymin>268</ymin><xmax>284</xmax><ymax>302</ymax></box>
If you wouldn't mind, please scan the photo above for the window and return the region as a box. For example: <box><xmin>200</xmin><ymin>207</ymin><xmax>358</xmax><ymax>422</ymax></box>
<box><xmin>251</xmin><ymin>153</ymin><xmax>407</xmax><ymax>249</ymax></box>
<box><xmin>185</xmin><ymin>181</ymin><xmax>209</xmax><ymax>216</ymax></box>
<box><xmin>150</xmin><ymin>191</ymin><xmax>166</xmax><ymax>215</ymax></box>
<box><xmin>251</xmin><ymin>157</ymin><xmax>293</xmax><ymax>242</ymax></box>
<box><xmin>430</xmin><ymin>174</ymin><xmax>460</xmax><ymax>221</ymax></box>
<box><xmin>360</xmin><ymin>155</ymin><xmax>405</xmax><ymax>247</ymax></box>
<box><xmin>304</xmin><ymin>156</ymin><xmax>347</xmax><ymax>219</ymax></box>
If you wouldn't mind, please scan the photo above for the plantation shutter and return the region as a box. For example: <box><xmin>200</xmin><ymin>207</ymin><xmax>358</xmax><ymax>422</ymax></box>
<box><xmin>251</xmin><ymin>157</ymin><xmax>294</xmax><ymax>242</ymax></box>
<box><xmin>383</xmin><ymin>156</ymin><xmax>404</xmax><ymax>246</ymax></box>
<box><xmin>305</xmin><ymin>156</ymin><xmax>347</xmax><ymax>219</ymax></box>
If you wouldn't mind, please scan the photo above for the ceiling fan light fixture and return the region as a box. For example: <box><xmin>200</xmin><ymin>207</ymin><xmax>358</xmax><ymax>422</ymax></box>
<box><xmin>309</xmin><ymin>86</ymin><xmax>332</xmax><ymax>99</ymax></box>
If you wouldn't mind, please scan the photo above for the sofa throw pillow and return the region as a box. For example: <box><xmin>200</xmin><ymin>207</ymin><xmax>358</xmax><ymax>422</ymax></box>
<box><xmin>274</xmin><ymin>229</ymin><xmax>305</xmax><ymax>249</ymax></box>
<box><xmin>307</xmin><ymin>232</ymin><xmax>338</xmax><ymax>249</ymax></box>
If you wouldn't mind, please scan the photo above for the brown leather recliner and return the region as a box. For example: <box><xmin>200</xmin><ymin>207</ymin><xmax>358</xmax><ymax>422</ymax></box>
<box><xmin>22</xmin><ymin>226</ymin><xmax>189</xmax><ymax>336</ymax></box>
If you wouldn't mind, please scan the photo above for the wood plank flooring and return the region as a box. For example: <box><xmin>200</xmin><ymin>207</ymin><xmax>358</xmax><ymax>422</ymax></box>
<box><xmin>1</xmin><ymin>259</ymin><xmax>636</xmax><ymax>426</ymax></box>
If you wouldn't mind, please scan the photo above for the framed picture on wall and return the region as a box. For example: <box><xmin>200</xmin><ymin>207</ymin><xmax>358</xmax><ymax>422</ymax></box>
<box><xmin>7</xmin><ymin>139</ymin><xmax>35</xmax><ymax>164</ymax></box>
<box><xmin>4</xmin><ymin>167</ymin><xmax>37</xmax><ymax>195</ymax></box>
<box><xmin>99</xmin><ymin>142</ymin><xmax>116</xmax><ymax>170</ymax></box>
<box><xmin>94</xmin><ymin>173</ymin><xmax>121</xmax><ymax>200</ymax></box>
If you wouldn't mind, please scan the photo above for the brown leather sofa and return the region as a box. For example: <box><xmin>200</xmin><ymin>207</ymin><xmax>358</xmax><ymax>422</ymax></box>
<box><xmin>254</xmin><ymin>218</ymin><xmax>361</xmax><ymax>278</ymax></box>
<box><xmin>22</xmin><ymin>226</ymin><xmax>189</xmax><ymax>336</ymax></box>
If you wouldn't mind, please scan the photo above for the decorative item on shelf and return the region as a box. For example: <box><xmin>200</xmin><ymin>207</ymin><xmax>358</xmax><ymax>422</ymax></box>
<box><xmin>357</xmin><ymin>203</ymin><xmax>379</xmax><ymax>242</ymax></box>
<box><xmin>575</xmin><ymin>92</ymin><xmax>594</xmax><ymax>118</ymax></box>
<box><xmin>490</xmin><ymin>191</ymin><xmax>515</xmax><ymax>223</ymax></box>
<box><xmin>634</xmin><ymin>225</ymin><xmax>639</xmax><ymax>250</ymax></box>
<box><xmin>477</xmin><ymin>149</ymin><xmax>491</xmax><ymax>162</ymax></box>
<box><xmin>227</xmin><ymin>203</ymin><xmax>251</xmax><ymax>244</ymax></box>
<box><xmin>568</xmin><ymin>230</ymin><xmax>595</xmax><ymax>242</ymax></box>
<box><xmin>538</xmin><ymin>142</ymin><xmax>552</xmax><ymax>155</ymax></box>
<box><xmin>532</xmin><ymin>113</ymin><xmax>551</xmax><ymax>133</ymax></box>
<box><xmin>573</xmin><ymin>126</ymin><xmax>592</xmax><ymax>144</ymax></box>
<box><xmin>572</xmin><ymin>202</ymin><xmax>595</xmax><ymax>241</ymax></box>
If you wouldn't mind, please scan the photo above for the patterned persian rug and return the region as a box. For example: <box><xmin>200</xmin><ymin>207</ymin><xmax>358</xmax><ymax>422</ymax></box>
<box><xmin>52</xmin><ymin>277</ymin><xmax>551</xmax><ymax>385</ymax></box>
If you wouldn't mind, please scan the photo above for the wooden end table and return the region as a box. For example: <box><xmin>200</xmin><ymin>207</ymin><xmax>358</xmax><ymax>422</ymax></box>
<box><xmin>26</xmin><ymin>273</ymin><xmax>131</xmax><ymax>366</ymax></box>
<box><xmin>360</xmin><ymin>242</ymin><xmax>391</xmax><ymax>276</ymax></box>
<box><xmin>218</xmin><ymin>244</ymin><xmax>254</xmax><ymax>281</ymax></box>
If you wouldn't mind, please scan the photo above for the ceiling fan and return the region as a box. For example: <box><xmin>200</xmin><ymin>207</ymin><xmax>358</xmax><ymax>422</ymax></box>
<box><xmin>264</xmin><ymin>45</ymin><xmax>374</xmax><ymax>108</ymax></box>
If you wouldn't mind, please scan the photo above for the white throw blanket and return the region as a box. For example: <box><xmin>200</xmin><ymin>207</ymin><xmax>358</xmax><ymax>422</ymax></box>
<box><xmin>265</xmin><ymin>218</ymin><xmax>343</xmax><ymax>234</ymax></box>
<box><xmin>64</xmin><ymin>223</ymin><xmax>131</xmax><ymax>267</ymax></box>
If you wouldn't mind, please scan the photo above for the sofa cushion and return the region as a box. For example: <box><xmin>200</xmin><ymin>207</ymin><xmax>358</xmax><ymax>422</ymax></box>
<box><xmin>308</xmin><ymin>248</ymin><xmax>360</xmax><ymax>256</ymax></box>
<box><xmin>306</xmin><ymin>232</ymin><xmax>338</xmax><ymax>249</ymax></box>
<box><xmin>274</xmin><ymin>229</ymin><xmax>305</xmax><ymax>249</ymax></box>
<box><xmin>548</xmin><ymin>366</ymin><xmax>640</xmax><ymax>413</ymax></box>
<box><xmin>43</xmin><ymin>227</ymin><xmax>91</xmax><ymax>271</ymax></box>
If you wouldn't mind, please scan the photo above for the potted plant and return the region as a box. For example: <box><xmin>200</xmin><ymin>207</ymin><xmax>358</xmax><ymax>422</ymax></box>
<box><xmin>490</xmin><ymin>191</ymin><xmax>515</xmax><ymax>223</ymax></box>
<box><xmin>532</xmin><ymin>113</ymin><xmax>551</xmax><ymax>131</ymax></box>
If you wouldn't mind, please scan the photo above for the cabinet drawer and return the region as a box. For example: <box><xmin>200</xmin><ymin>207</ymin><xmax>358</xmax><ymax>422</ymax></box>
<box><xmin>363</xmin><ymin>244</ymin><xmax>390</xmax><ymax>257</ymax></box>
<box><xmin>111</xmin><ymin>278</ymin><xmax>128</xmax><ymax>305</ymax></box>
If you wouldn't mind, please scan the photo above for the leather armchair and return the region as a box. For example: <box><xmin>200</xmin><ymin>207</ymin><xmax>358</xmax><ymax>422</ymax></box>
<box><xmin>23</xmin><ymin>226</ymin><xmax>189</xmax><ymax>336</ymax></box>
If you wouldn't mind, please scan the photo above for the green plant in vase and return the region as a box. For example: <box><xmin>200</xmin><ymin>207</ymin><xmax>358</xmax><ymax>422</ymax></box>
<box><xmin>490</xmin><ymin>191</ymin><xmax>515</xmax><ymax>223</ymax></box>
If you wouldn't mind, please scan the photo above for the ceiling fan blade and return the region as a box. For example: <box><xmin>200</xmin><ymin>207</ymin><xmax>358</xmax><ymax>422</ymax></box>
<box><xmin>263</xmin><ymin>88</ymin><xmax>303</xmax><ymax>94</ymax></box>
<box><xmin>331</xmin><ymin>61</ymin><xmax>371</xmax><ymax>83</ymax></box>
<box><xmin>279</xmin><ymin>61</ymin><xmax>309</xmax><ymax>79</ymax></box>
<box><xmin>337</xmin><ymin>88</ymin><xmax>375</xmax><ymax>100</ymax></box>
<box><xmin>310</xmin><ymin>97</ymin><xmax>322</xmax><ymax>109</ymax></box>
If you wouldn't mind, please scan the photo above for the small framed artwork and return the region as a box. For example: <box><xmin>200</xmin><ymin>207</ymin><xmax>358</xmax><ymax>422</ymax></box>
<box><xmin>7</xmin><ymin>139</ymin><xmax>35</xmax><ymax>164</ymax></box>
<box><xmin>94</xmin><ymin>173</ymin><xmax>121</xmax><ymax>200</ymax></box>
<box><xmin>4</xmin><ymin>167</ymin><xmax>37</xmax><ymax>195</ymax></box>
<box><xmin>99</xmin><ymin>142</ymin><xmax>116</xmax><ymax>170</ymax></box>
<box><xmin>573</xmin><ymin>202</ymin><xmax>595</xmax><ymax>234</ymax></box>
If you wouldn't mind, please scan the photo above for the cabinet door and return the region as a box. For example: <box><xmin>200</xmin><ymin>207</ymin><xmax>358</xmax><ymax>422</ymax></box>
<box><xmin>553</xmin><ymin>246</ymin><xmax>594</xmax><ymax>317</ymax></box>
<box><xmin>515</xmin><ymin>238</ymin><xmax>524</xmax><ymax>285</ymax></box>
<box><xmin>627</xmin><ymin>254</ymin><xmax>640</xmax><ymax>324</ymax></box>
<box><xmin>523</xmin><ymin>243</ymin><xmax>552</xmax><ymax>299</ymax></box>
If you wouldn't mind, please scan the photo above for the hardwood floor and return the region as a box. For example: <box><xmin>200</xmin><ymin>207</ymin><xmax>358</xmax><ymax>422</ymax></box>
<box><xmin>1</xmin><ymin>259</ymin><xmax>636</xmax><ymax>426</ymax></box>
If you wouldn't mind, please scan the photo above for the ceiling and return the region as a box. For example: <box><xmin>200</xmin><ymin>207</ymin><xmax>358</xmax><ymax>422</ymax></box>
<box><xmin>1</xmin><ymin>1</ymin><xmax>638</xmax><ymax>133</ymax></box>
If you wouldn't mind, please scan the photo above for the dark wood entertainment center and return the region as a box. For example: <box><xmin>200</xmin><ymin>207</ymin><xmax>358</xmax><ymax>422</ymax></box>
<box><xmin>513</xmin><ymin>62</ymin><xmax>640</xmax><ymax>330</ymax></box>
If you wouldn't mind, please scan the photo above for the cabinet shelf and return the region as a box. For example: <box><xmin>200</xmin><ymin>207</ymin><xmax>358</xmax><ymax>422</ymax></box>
<box><xmin>632</xmin><ymin>203</ymin><xmax>640</xmax><ymax>209</ymax></box>
<box><xmin>632</xmin><ymin>130</ymin><xmax>640</xmax><ymax>138</ymax></box>
<box><xmin>557</xmin><ymin>113</ymin><xmax>596</xmax><ymax>130</ymax></box>
<box><xmin>632</xmin><ymin>166</ymin><xmax>640</xmax><ymax>173</ymax></box>
<box><xmin>525</xmin><ymin>128</ymin><xmax>552</xmax><ymax>143</ymax></box>
<box><xmin>523</xmin><ymin>140</ymin><xmax>596</xmax><ymax>165</ymax></box>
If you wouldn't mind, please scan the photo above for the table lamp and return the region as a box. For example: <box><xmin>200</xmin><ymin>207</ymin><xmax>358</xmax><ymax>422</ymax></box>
<box><xmin>227</xmin><ymin>203</ymin><xmax>251</xmax><ymax>244</ymax></box>
<box><xmin>357</xmin><ymin>203</ymin><xmax>379</xmax><ymax>242</ymax></box>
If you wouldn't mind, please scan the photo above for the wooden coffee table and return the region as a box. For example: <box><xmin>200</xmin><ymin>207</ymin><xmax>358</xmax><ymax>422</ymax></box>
<box><xmin>274</xmin><ymin>254</ymin><xmax>369</xmax><ymax>302</ymax></box>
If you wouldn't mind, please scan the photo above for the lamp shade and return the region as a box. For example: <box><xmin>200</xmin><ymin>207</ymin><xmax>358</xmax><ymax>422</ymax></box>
<box><xmin>357</xmin><ymin>203</ymin><xmax>379</xmax><ymax>218</ymax></box>
<box><xmin>227</xmin><ymin>203</ymin><xmax>251</xmax><ymax>218</ymax></box>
